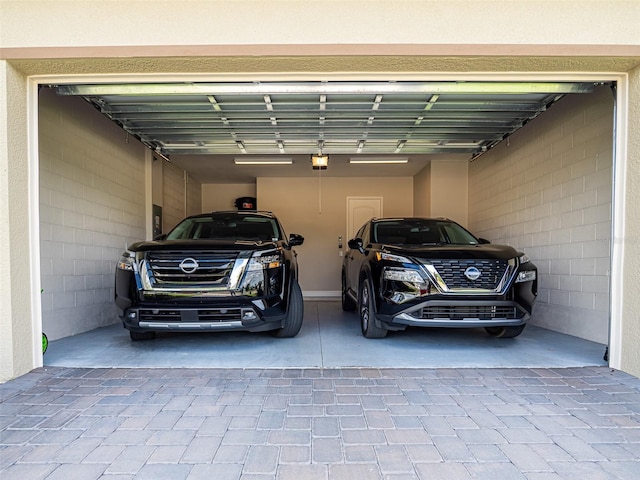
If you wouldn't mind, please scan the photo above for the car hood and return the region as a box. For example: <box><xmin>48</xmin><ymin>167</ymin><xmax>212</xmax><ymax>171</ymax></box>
<box><xmin>381</xmin><ymin>243</ymin><xmax>521</xmax><ymax>261</ymax></box>
<box><xmin>127</xmin><ymin>239</ymin><xmax>280</xmax><ymax>252</ymax></box>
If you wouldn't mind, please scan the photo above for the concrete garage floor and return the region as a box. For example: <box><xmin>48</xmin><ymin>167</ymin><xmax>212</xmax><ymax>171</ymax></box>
<box><xmin>44</xmin><ymin>300</ymin><xmax>608</xmax><ymax>370</ymax></box>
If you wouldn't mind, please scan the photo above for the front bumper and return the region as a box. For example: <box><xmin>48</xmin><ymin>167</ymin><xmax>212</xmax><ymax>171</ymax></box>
<box><xmin>120</xmin><ymin>300</ymin><xmax>287</xmax><ymax>333</ymax></box>
<box><xmin>377</xmin><ymin>298</ymin><xmax>530</xmax><ymax>330</ymax></box>
<box><xmin>115</xmin><ymin>267</ymin><xmax>288</xmax><ymax>333</ymax></box>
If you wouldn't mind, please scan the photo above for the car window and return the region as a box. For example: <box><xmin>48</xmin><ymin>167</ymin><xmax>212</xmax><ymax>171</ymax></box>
<box><xmin>372</xmin><ymin>220</ymin><xmax>478</xmax><ymax>245</ymax></box>
<box><xmin>440</xmin><ymin>223</ymin><xmax>479</xmax><ymax>244</ymax></box>
<box><xmin>166</xmin><ymin>215</ymin><xmax>281</xmax><ymax>241</ymax></box>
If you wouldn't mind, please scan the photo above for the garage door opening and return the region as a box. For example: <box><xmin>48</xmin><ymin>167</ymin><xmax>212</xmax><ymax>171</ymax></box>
<box><xmin>35</xmin><ymin>76</ymin><xmax>619</xmax><ymax>368</ymax></box>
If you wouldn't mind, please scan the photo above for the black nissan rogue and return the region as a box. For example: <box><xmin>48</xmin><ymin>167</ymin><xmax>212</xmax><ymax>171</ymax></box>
<box><xmin>342</xmin><ymin>217</ymin><xmax>537</xmax><ymax>339</ymax></box>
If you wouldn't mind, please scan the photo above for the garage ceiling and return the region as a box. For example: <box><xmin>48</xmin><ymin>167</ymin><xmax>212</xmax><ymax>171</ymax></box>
<box><xmin>53</xmin><ymin>80</ymin><xmax>599</xmax><ymax>182</ymax></box>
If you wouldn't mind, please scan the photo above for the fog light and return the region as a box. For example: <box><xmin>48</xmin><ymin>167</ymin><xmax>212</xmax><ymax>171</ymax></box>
<box><xmin>127</xmin><ymin>311</ymin><xmax>137</xmax><ymax>319</ymax></box>
<box><xmin>516</xmin><ymin>270</ymin><xmax>536</xmax><ymax>283</ymax></box>
<box><xmin>242</xmin><ymin>309</ymin><xmax>257</xmax><ymax>320</ymax></box>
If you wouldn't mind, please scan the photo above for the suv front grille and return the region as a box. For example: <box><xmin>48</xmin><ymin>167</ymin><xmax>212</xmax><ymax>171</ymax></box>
<box><xmin>426</xmin><ymin>259</ymin><xmax>508</xmax><ymax>290</ymax></box>
<box><xmin>144</xmin><ymin>251</ymin><xmax>237</xmax><ymax>286</ymax></box>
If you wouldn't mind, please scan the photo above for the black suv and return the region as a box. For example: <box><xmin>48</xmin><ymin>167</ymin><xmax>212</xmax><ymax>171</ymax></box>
<box><xmin>342</xmin><ymin>217</ymin><xmax>537</xmax><ymax>339</ymax></box>
<box><xmin>115</xmin><ymin>211</ymin><xmax>304</xmax><ymax>340</ymax></box>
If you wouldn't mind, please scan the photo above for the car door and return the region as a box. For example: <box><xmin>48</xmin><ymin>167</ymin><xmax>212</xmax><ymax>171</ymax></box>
<box><xmin>345</xmin><ymin>223</ymin><xmax>368</xmax><ymax>297</ymax></box>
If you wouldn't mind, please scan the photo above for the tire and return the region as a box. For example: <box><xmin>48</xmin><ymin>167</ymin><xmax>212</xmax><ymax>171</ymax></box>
<box><xmin>359</xmin><ymin>276</ymin><xmax>387</xmax><ymax>338</ymax></box>
<box><xmin>341</xmin><ymin>271</ymin><xmax>356</xmax><ymax>312</ymax></box>
<box><xmin>272</xmin><ymin>279</ymin><xmax>304</xmax><ymax>338</ymax></box>
<box><xmin>484</xmin><ymin>324</ymin><xmax>526</xmax><ymax>338</ymax></box>
<box><xmin>130</xmin><ymin>330</ymin><xmax>156</xmax><ymax>341</ymax></box>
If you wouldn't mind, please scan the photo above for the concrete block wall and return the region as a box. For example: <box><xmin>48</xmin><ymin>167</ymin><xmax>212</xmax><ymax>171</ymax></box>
<box><xmin>39</xmin><ymin>90</ymin><xmax>146</xmax><ymax>340</ymax></box>
<box><xmin>468</xmin><ymin>87</ymin><xmax>613</xmax><ymax>344</ymax></box>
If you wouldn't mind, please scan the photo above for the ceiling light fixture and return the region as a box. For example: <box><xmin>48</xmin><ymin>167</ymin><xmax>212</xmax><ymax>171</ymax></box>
<box><xmin>234</xmin><ymin>157</ymin><xmax>292</xmax><ymax>165</ymax></box>
<box><xmin>311</xmin><ymin>154</ymin><xmax>328</xmax><ymax>170</ymax></box>
<box><xmin>349</xmin><ymin>157</ymin><xmax>409</xmax><ymax>164</ymax></box>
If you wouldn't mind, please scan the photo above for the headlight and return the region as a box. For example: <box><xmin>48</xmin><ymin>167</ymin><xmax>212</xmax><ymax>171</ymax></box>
<box><xmin>383</xmin><ymin>267</ymin><xmax>425</xmax><ymax>283</ymax></box>
<box><xmin>247</xmin><ymin>252</ymin><xmax>283</xmax><ymax>271</ymax></box>
<box><xmin>376</xmin><ymin>251</ymin><xmax>412</xmax><ymax>263</ymax></box>
<box><xmin>381</xmin><ymin>266</ymin><xmax>431</xmax><ymax>304</ymax></box>
<box><xmin>239</xmin><ymin>251</ymin><xmax>284</xmax><ymax>297</ymax></box>
<box><xmin>516</xmin><ymin>270</ymin><xmax>537</xmax><ymax>283</ymax></box>
<box><xmin>117</xmin><ymin>250</ymin><xmax>135</xmax><ymax>271</ymax></box>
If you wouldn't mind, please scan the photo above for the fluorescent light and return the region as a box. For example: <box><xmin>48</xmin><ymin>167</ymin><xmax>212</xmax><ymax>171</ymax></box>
<box><xmin>350</xmin><ymin>157</ymin><xmax>408</xmax><ymax>164</ymax></box>
<box><xmin>234</xmin><ymin>157</ymin><xmax>292</xmax><ymax>165</ymax></box>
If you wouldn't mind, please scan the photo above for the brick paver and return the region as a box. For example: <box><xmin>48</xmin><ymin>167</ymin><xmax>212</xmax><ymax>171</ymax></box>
<box><xmin>1</xmin><ymin>366</ymin><xmax>639</xmax><ymax>479</ymax></box>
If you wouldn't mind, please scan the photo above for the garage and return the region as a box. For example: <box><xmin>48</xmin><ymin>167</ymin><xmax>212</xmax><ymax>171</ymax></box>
<box><xmin>35</xmin><ymin>76</ymin><xmax>614</xmax><ymax>368</ymax></box>
<box><xmin>2</xmin><ymin>2</ymin><xmax>639</xmax><ymax>381</ymax></box>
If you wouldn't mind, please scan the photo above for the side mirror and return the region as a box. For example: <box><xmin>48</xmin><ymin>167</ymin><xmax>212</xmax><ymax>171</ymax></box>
<box><xmin>288</xmin><ymin>233</ymin><xmax>304</xmax><ymax>247</ymax></box>
<box><xmin>478</xmin><ymin>238</ymin><xmax>491</xmax><ymax>244</ymax></box>
<box><xmin>348</xmin><ymin>238</ymin><xmax>365</xmax><ymax>253</ymax></box>
<box><xmin>154</xmin><ymin>234</ymin><xmax>167</xmax><ymax>241</ymax></box>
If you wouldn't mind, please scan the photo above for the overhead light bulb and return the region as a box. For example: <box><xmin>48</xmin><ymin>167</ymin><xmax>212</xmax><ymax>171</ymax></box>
<box><xmin>311</xmin><ymin>154</ymin><xmax>328</xmax><ymax>170</ymax></box>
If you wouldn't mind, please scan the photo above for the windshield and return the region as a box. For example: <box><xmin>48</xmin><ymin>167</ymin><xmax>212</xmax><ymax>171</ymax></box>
<box><xmin>372</xmin><ymin>219</ymin><xmax>479</xmax><ymax>245</ymax></box>
<box><xmin>166</xmin><ymin>213</ymin><xmax>282</xmax><ymax>241</ymax></box>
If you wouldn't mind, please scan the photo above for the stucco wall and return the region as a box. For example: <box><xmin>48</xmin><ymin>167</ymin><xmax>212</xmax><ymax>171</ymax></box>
<box><xmin>2</xmin><ymin>1</ymin><xmax>639</xmax><ymax>49</ymax></box>
<box><xmin>621</xmin><ymin>65</ymin><xmax>640</xmax><ymax>374</ymax></box>
<box><xmin>0</xmin><ymin>61</ymin><xmax>34</xmax><ymax>380</ymax></box>
<box><xmin>469</xmin><ymin>88</ymin><xmax>614</xmax><ymax>344</ymax></box>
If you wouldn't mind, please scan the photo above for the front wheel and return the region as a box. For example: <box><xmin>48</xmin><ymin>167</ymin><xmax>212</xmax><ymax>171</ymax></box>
<box><xmin>484</xmin><ymin>324</ymin><xmax>526</xmax><ymax>338</ymax></box>
<box><xmin>359</xmin><ymin>277</ymin><xmax>387</xmax><ymax>339</ymax></box>
<box><xmin>272</xmin><ymin>279</ymin><xmax>304</xmax><ymax>338</ymax></box>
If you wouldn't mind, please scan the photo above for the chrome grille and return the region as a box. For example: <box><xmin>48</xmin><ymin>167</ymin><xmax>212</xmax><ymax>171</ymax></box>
<box><xmin>414</xmin><ymin>305</ymin><xmax>519</xmax><ymax>320</ymax></box>
<box><xmin>144</xmin><ymin>251</ymin><xmax>237</xmax><ymax>285</ymax></box>
<box><xmin>427</xmin><ymin>259</ymin><xmax>508</xmax><ymax>290</ymax></box>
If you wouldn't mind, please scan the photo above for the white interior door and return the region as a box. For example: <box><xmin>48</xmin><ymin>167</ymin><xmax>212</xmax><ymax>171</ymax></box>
<box><xmin>347</xmin><ymin>197</ymin><xmax>383</xmax><ymax>239</ymax></box>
